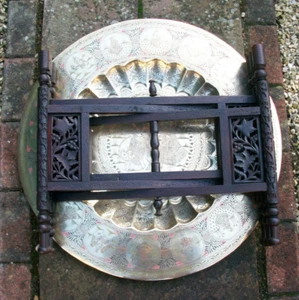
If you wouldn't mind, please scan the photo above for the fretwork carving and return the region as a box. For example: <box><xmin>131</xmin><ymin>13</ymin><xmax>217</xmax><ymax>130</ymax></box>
<box><xmin>51</xmin><ymin>115</ymin><xmax>80</xmax><ymax>181</ymax></box>
<box><xmin>231</xmin><ymin>117</ymin><xmax>263</xmax><ymax>183</ymax></box>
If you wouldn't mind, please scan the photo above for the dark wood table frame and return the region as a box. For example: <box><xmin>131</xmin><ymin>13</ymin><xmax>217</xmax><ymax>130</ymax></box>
<box><xmin>37</xmin><ymin>44</ymin><xmax>279</xmax><ymax>253</ymax></box>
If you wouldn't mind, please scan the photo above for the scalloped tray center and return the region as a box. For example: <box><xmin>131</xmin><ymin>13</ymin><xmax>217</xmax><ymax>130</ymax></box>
<box><xmin>82</xmin><ymin>59</ymin><xmax>219</xmax><ymax>231</ymax></box>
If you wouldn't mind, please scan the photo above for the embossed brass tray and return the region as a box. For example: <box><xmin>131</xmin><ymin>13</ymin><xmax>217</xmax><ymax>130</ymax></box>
<box><xmin>19</xmin><ymin>19</ymin><xmax>282</xmax><ymax>280</ymax></box>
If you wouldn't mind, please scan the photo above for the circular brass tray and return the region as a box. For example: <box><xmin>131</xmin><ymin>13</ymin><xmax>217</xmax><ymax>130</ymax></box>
<box><xmin>19</xmin><ymin>19</ymin><xmax>282</xmax><ymax>280</ymax></box>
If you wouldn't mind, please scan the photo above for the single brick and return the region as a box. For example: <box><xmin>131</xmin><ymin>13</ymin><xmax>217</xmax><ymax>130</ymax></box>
<box><xmin>6</xmin><ymin>1</ymin><xmax>37</xmax><ymax>57</ymax></box>
<box><xmin>0</xmin><ymin>192</ymin><xmax>31</xmax><ymax>262</ymax></box>
<box><xmin>248</xmin><ymin>26</ymin><xmax>284</xmax><ymax>85</ymax></box>
<box><xmin>42</xmin><ymin>0</ymin><xmax>138</xmax><ymax>57</ymax></box>
<box><xmin>266</xmin><ymin>222</ymin><xmax>299</xmax><ymax>294</ymax></box>
<box><xmin>244</xmin><ymin>0</ymin><xmax>276</xmax><ymax>25</ymax></box>
<box><xmin>277</xmin><ymin>152</ymin><xmax>296</xmax><ymax>220</ymax></box>
<box><xmin>0</xmin><ymin>123</ymin><xmax>20</xmax><ymax>189</ymax></box>
<box><xmin>143</xmin><ymin>0</ymin><xmax>245</xmax><ymax>55</ymax></box>
<box><xmin>268</xmin><ymin>87</ymin><xmax>296</xmax><ymax>220</ymax></box>
<box><xmin>2</xmin><ymin>58</ymin><xmax>35</xmax><ymax>121</ymax></box>
<box><xmin>0</xmin><ymin>264</ymin><xmax>31</xmax><ymax>300</ymax></box>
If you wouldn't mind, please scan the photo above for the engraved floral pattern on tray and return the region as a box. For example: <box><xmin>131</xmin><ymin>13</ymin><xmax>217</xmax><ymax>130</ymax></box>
<box><xmin>54</xmin><ymin>193</ymin><xmax>257</xmax><ymax>280</ymax></box>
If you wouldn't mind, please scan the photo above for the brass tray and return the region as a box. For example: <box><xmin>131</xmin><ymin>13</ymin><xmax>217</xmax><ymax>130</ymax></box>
<box><xmin>19</xmin><ymin>19</ymin><xmax>282</xmax><ymax>280</ymax></box>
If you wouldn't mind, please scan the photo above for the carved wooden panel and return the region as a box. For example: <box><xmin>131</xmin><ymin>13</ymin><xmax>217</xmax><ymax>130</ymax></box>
<box><xmin>50</xmin><ymin>115</ymin><xmax>80</xmax><ymax>181</ymax></box>
<box><xmin>230</xmin><ymin>117</ymin><xmax>263</xmax><ymax>183</ymax></box>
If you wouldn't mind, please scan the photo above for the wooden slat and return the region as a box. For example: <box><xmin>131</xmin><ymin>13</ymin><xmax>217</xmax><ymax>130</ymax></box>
<box><xmin>48</xmin><ymin>178</ymin><xmax>220</xmax><ymax>191</ymax></box>
<box><xmin>91</xmin><ymin>170</ymin><xmax>222</xmax><ymax>181</ymax></box>
<box><xmin>50</xmin><ymin>95</ymin><xmax>256</xmax><ymax>106</ymax></box>
<box><xmin>48</xmin><ymin>104</ymin><xmax>216</xmax><ymax>114</ymax></box>
<box><xmin>53</xmin><ymin>182</ymin><xmax>268</xmax><ymax>201</ymax></box>
<box><xmin>218</xmin><ymin>103</ymin><xmax>233</xmax><ymax>185</ymax></box>
<box><xmin>48</xmin><ymin>104</ymin><xmax>261</xmax><ymax>116</ymax></box>
<box><xmin>89</xmin><ymin>107</ymin><xmax>261</xmax><ymax>126</ymax></box>
<box><xmin>81</xmin><ymin>113</ymin><xmax>90</xmax><ymax>181</ymax></box>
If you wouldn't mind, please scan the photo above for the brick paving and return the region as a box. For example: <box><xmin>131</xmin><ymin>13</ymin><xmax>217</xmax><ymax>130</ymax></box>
<box><xmin>0</xmin><ymin>1</ymin><xmax>37</xmax><ymax>299</ymax></box>
<box><xmin>266</xmin><ymin>222</ymin><xmax>299</xmax><ymax>294</ymax></box>
<box><xmin>6</xmin><ymin>1</ymin><xmax>37</xmax><ymax>58</ymax></box>
<box><xmin>0</xmin><ymin>192</ymin><xmax>31</xmax><ymax>262</ymax></box>
<box><xmin>1</xmin><ymin>0</ymin><xmax>298</xmax><ymax>299</ymax></box>
<box><xmin>248</xmin><ymin>25</ymin><xmax>284</xmax><ymax>85</ymax></box>
<box><xmin>0</xmin><ymin>264</ymin><xmax>32</xmax><ymax>300</ymax></box>
<box><xmin>1</xmin><ymin>58</ymin><xmax>35</xmax><ymax>121</ymax></box>
<box><xmin>0</xmin><ymin>122</ymin><xmax>20</xmax><ymax>189</ymax></box>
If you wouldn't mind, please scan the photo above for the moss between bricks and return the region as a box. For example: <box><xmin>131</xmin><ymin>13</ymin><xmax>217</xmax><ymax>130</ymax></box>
<box><xmin>255</xmin><ymin>226</ymin><xmax>269</xmax><ymax>300</ymax></box>
<box><xmin>138</xmin><ymin>0</ymin><xmax>143</xmax><ymax>18</ymax></box>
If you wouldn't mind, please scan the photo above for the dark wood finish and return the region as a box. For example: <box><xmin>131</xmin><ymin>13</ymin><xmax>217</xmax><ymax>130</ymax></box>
<box><xmin>50</xmin><ymin>95</ymin><xmax>257</xmax><ymax>105</ymax></box>
<box><xmin>218</xmin><ymin>103</ymin><xmax>233</xmax><ymax>186</ymax></box>
<box><xmin>48</xmin><ymin>103</ymin><xmax>261</xmax><ymax>115</ymax></box>
<box><xmin>90</xmin><ymin>170</ymin><xmax>222</xmax><ymax>181</ymax></box>
<box><xmin>150</xmin><ymin>120</ymin><xmax>160</xmax><ymax>173</ymax></box>
<box><xmin>50</xmin><ymin>115</ymin><xmax>80</xmax><ymax>181</ymax></box>
<box><xmin>81</xmin><ymin>112</ymin><xmax>90</xmax><ymax>182</ymax></box>
<box><xmin>149</xmin><ymin>80</ymin><xmax>163</xmax><ymax>215</ymax></box>
<box><xmin>89</xmin><ymin>107</ymin><xmax>261</xmax><ymax>126</ymax></box>
<box><xmin>53</xmin><ymin>182</ymin><xmax>267</xmax><ymax>202</ymax></box>
<box><xmin>36</xmin><ymin>44</ymin><xmax>280</xmax><ymax>252</ymax></box>
<box><xmin>230</xmin><ymin>116</ymin><xmax>264</xmax><ymax>183</ymax></box>
<box><xmin>250</xmin><ymin>44</ymin><xmax>279</xmax><ymax>245</ymax></box>
<box><xmin>37</xmin><ymin>50</ymin><xmax>54</xmax><ymax>253</ymax></box>
<box><xmin>48</xmin><ymin>178</ymin><xmax>223</xmax><ymax>191</ymax></box>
